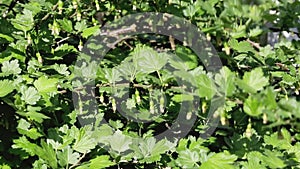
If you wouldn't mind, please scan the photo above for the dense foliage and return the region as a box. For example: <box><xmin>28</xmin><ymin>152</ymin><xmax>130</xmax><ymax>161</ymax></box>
<box><xmin>0</xmin><ymin>0</ymin><xmax>300</xmax><ymax>168</ymax></box>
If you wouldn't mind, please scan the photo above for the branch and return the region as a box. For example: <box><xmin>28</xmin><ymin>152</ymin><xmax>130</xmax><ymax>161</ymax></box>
<box><xmin>41</xmin><ymin>3</ymin><xmax>58</xmax><ymax>21</ymax></box>
<box><xmin>69</xmin><ymin>152</ymin><xmax>86</xmax><ymax>169</ymax></box>
<box><xmin>100</xmin><ymin>24</ymin><xmax>137</xmax><ymax>36</ymax></box>
<box><xmin>107</xmin><ymin>35</ymin><xmax>133</xmax><ymax>49</ymax></box>
<box><xmin>246</xmin><ymin>39</ymin><xmax>261</xmax><ymax>50</ymax></box>
<box><xmin>2</xmin><ymin>0</ymin><xmax>17</xmax><ymax>18</ymax></box>
<box><xmin>169</xmin><ymin>35</ymin><xmax>176</xmax><ymax>50</ymax></box>
<box><xmin>56</xmin><ymin>37</ymin><xmax>70</xmax><ymax>45</ymax></box>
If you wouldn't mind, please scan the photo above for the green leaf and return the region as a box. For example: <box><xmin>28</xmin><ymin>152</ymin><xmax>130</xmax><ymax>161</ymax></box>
<box><xmin>108</xmin><ymin>120</ymin><xmax>124</xmax><ymax>129</ymax></box>
<box><xmin>243</xmin><ymin>95</ymin><xmax>264</xmax><ymax>117</ymax></box>
<box><xmin>125</xmin><ymin>98</ymin><xmax>136</xmax><ymax>109</ymax></box>
<box><xmin>17</xmin><ymin>119</ymin><xmax>43</xmax><ymax>140</ymax></box>
<box><xmin>280</xmin><ymin>98</ymin><xmax>300</xmax><ymax>118</ymax></box>
<box><xmin>82</xmin><ymin>26</ymin><xmax>100</xmax><ymax>38</ymax></box>
<box><xmin>22</xmin><ymin>1</ymin><xmax>42</xmax><ymax>16</ymax></box>
<box><xmin>230</xmin><ymin>25</ymin><xmax>247</xmax><ymax>39</ymax></box>
<box><xmin>74</xmin><ymin>61</ymin><xmax>98</xmax><ymax>80</ymax></box>
<box><xmin>94</xmin><ymin>124</ymin><xmax>114</xmax><ymax>143</ymax></box>
<box><xmin>237</xmin><ymin>68</ymin><xmax>269</xmax><ymax>93</ymax></box>
<box><xmin>55</xmin><ymin>43</ymin><xmax>77</xmax><ymax>53</ymax></box>
<box><xmin>17</xmin><ymin>111</ymin><xmax>50</xmax><ymax>124</ymax></box>
<box><xmin>133</xmin><ymin>138</ymin><xmax>175</xmax><ymax>163</ymax></box>
<box><xmin>263</xmin><ymin>87</ymin><xmax>277</xmax><ymax>109</ymax></box>
<box><xmin>228</xmin><ymin>39</ymin><xmax>255</xmax><ymax>53</ymax></box>
<box><xmin>57</xmin><ymin>146</ymin><xmax>80</xmax><ymax>167</ymax></box>
<box><xmin>241</xmin><ymin>151</ymin><xmax>266</xmax><ymax>169</ymax></box>
<box><xmin>108</xmin><ymin>130</ymin><xmax>132</xmax><ymax>153</ymax></box>
<box><xmin>136</xmin><ymin>137</ymin><xmax>157</xmax><ymax>157</ymax></box>
<box><xmin>199</xmin><ymin>152</ymin><xmax>237</xmax><ymax>169</ymax></box>
<box><xmin>52</xmin><ymin>64</ymin><xmax>70</xmax><ymax>76</ymax></box>
<box><xmin>215</xmin><ymin>66</ymin><xmax>236</xmax><ymax>96</ymax></box>
<box><xmin>12</xmin><ymin>136</ymin><xmax>38</xmax><ymax>156</ymax></box>
<box><xmin>134</xmin><ymin>45</ymin><xmax>168</xmax><ymax>74</ymax></box>
<box><xmin>282</xmin><ymin>73</ymin><xmax>296</xmax><ymax>85</ymax></box>
<box><xmin>202</xmin><ymin>0</ymin><xmax>217</xmax><ymax>15</ymax></box>
<box><xmin>171</xmin><ymin>94</ymin><xmax>194</xmax><ymax>102</ymax></box>
<box><xmin>73</xmin><ymin>128</ymin><xmax>97</xmax><ymax>153</ymax></box>
<box><xmin>37</xmin><ymin>140</ymin><xmax>58</xmax><ymax>169</ymax></box>
<box><xmin>75</xmin><ymin>20</ymin><xmax>88</xmax><ymax>32</ymax></box>
<box><xmin>183</xmin><ymin>1</ymin><xmax>203</xmax><ymax>18</ymax></box>
<box><xmin>33</xmin><ymin>76</ymin><xmax>58</xmax><ymax>94</ymax></box>
<box><xmin>32</xmin><ymin>159</ymin><xmax>48</xmax><ymax>169</ymax></box>
<box><xmin>176</xmin><ymin>149</ymin><xmax>200</xmax><ymax>168</ymax></box>
<box><xmin>262</xmin><ymin>150</ymin><xmax>286</xmax><ymax>169</ymax></box>
<box><xmin>57</xmin><ymin>18</ymin><xmax>73</xmax><ymax>33</ymax></box>
<box><xmin>0</xmin><ymin>33</ymin><xmax>14</xmax><ymax>42</ymax></box>
<box><xmin>151</xmin><ymin>138</ymin><xmax>175</xmax><ymax>157</ymax></box>
<box><xmin>168</xmin><ymin>54</ymin><xmax>190</xmax><ymax>71</ymax></box>
<box><xmin>116</xmin><ymin>59</ymin><xmax>138</xmax><ymax>81</ymax></box>
<box><xmin>175</xmin><ymin>46</ymin><xmax>198</xmax><ymax>70</ymax></box>
<box><xmin>0</xmin><ymin>80</ymin><xmax>14</xmax><ymax>97</ymax></box>
<box><xmin>89</xmin><ymin>155</ymin><xmax>115</xmax><ymax>169</ymax></box>
<box><xmin>249</xmin><ymin>27</ymin><xmax>263</xmax><ymax>37</ymax></box>
<box><xmin>1</xmin><ymin>59</ymin><xmax>21</xmax><ymax>76</ymax></box>
<box><xmin>0</xmin><ymin>164</ymin><xmax>11</xmax><ymax>169</ymax></box>
<box><xmin>11</xmin><ymin>9</ymin><xmax>34</xmax><ymax>32</ymax></box>
<box><xmin>196</xmin><ymin>74</ymin><xmax>216</xmax><ymax>99</ymax></box>
<box><xmin>20</xmin><ymin>86</ymin><xmax>41</xmax><ymax>105</ymax></box>
<box><xmin>278</xmin><ymin>98</ymin><xmax>299</xmax><ymax>114</ymax></box>
<box><xmin>264</xmin><ymin>130</ymin><xmax>292</xmax><ymax>150</ymax></box>
<box><xmin>104</xmin><ymin>67</ymin><xmax>122</xmax><ymax>84</ymax></box>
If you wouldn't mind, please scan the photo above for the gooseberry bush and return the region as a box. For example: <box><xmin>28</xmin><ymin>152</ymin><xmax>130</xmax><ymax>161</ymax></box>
<box><xmin>1</xmin><ymin>0</ymin><xmax>300</xmax><ymax>168</ymax></box>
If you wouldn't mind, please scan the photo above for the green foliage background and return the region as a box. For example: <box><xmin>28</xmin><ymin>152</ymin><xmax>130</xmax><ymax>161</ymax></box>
<box><xmin>0</xmin><ymin>0</ymin><xmax>300</xmax><ymax>168</ymax></box>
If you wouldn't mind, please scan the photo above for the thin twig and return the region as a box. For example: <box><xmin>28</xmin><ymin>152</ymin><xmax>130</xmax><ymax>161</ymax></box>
<box><xmin>107</xmin><ymin>36</ymin><xmax>132</xmax><ymax>49</ymax></box>
<box><xmin>69</xmin><ymin>82</ymin><xmax>188</xmax><ymax>94</ymax></box>
<box><xmin>2</xmin><ymin>0</ymin><xmax>17</xmax><ymax>18</ymax></box>
<box><xmin>122</xmin><ymin>40</ymin><xmax>133</xmax><ymax>50</ymax></box>
<box><xmin>275</xmin><ymin>62</ymin><xmax>289</xmax><ymax>71</ymax></box>
<box><xmin>41</xmin><ymin>3</ymin><xmax>58</xmax><ymax>21</ymax></box>
<box><xmin>169</xmin><ymin>35</ymin><xmax>176</xmax><ymax>50</ymax></box>
<box><xmin>57</xmin><ymin>37</ymin><xmax>70</xmax><ymax>45</ymax></box>
<box><xmin>100</xmin><ymin>24</ymin><xmax>137</xmax><ymax>36</ymax></box>
<box><xmin>69</xmin><ymin>152</ymin><xmax>86</xmax><ymax>169</ymax></box>
<box><xmin>246</xmin><ymin>38</ymin><xmax>261</xmax><ymax>50</ymax></box>
<box><xmin>97</xmin><ymin>83</ymin><xmax>152</xmax><ymax>89</ymax></box>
